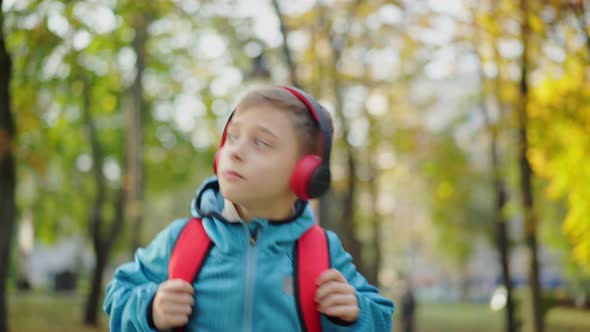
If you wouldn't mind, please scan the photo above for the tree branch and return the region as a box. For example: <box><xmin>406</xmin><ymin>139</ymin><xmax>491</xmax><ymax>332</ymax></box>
<box><xmin>569</xmin><ymin>1</ymin><xmax>590</xmax><ymax>56</ymax></box>
<box><xmin>271</xmin><ymin>0</ymin><xmax>301</xmax><ymax>87</ymax></box>
<box><xmin>81</xmin><ymin>75</ymin><xmax>106</xmax><ymax>254</ymax></box>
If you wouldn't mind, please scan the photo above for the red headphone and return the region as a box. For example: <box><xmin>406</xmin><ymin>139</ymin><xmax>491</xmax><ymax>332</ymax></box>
<box><xmin>213</xmin><ymin>86</ymin><xmax>332</xmax><ymax>200</ymax></box>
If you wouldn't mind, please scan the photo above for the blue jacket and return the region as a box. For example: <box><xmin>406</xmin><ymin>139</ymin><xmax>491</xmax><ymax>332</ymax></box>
<box><xmin>103</xmin><ymin>176</ymin><xmax>394</xmax><ymax>331</ymax></box>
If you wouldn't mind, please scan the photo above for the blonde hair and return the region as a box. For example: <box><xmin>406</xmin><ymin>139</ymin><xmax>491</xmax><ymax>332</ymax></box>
<box><xmin>236</xmin><ymin>86</ymin><xmax>334</xmax><ymax>157</ymax></box>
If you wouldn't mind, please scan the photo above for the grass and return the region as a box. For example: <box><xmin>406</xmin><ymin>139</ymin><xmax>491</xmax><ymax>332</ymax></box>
<box><xmin>8</xmin><ymin>291</ymin><xmax>590</xmax><ymax>332</ymax></box>
<box><xmin>393</xmin><ymin>302</ymin><xmax>590</xmax><ymax>332</ymax></box>
<box><xmin>546</xmin><ymin>307</ymin><xmax>590</xmax><ymax>332</ymax></box>
<box><xmin>9</xmin><ymin>291</ymin><xmax>108</xmax><ymax>332</ymax></box>
<box><xmin>406</xmin><ymin>302</ymin><xmax>502</xmax><ymax>332</ymax></box>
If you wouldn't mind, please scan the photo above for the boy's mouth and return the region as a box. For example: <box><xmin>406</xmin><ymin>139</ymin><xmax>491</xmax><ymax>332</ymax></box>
<box><xmin>222</xmin><ymin>169</ymin><xmax>245</xmax><ymax>181</ymax></box>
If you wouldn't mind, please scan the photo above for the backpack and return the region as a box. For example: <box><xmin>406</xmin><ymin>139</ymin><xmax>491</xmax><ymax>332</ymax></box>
<box><xmin>168</xmin><ymin>217</ymin><xmax>330</xmax><ymax>332</ymax></box>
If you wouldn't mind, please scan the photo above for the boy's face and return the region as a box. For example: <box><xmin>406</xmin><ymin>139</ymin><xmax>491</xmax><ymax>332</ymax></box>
<box><xmin>217</xmin><ymin>104</ymin><xmax>300</xmax><ymax>206</ymax></box>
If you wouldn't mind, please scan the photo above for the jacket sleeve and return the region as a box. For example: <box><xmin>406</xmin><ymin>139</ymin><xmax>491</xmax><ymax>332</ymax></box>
<box><xmin>321</xmin><ymin>230</ymin><xmax>395</xmax><ymax>332</ymax></box>
<box><xmin>103</xmin><ymin>218</ymin><xmax>189</xmax><ymax>332</ymax></box>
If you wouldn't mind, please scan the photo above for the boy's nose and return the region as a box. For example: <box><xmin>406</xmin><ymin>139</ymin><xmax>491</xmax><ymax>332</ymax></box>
<box><xmin>226</xmin><ymin>140</ymin><xmax>245</xmax><ymax>161</ymax></box>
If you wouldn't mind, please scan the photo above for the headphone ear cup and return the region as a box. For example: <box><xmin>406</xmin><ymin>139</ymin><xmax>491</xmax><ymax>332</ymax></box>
<box><xmin>291</xmin><ymin>155</ymin><xmax>322</xmax><ymax>200</ymax></box>
<box><xmin>213</xmin><ymin>150</ymin><xmax>221</xmax><ymax>174</ymax></box>
<box><xmin>307</xmin><ymin>165</ymin><xmax>331</xmax><ymax>198</ymax></box>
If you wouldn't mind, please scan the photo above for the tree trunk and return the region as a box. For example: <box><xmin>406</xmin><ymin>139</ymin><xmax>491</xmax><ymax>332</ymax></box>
<box><xmin>81</xmin><ymin>77</ymin><xmax>106</xmax><ymax>326</ymax></box>
<box><xmin>340</xmin><ymin>150</ymin><xmax>364</xmax><ymax>273</ymax></box>
<box><xmin>473</xmin><ymin>12</ymin><xmax>517</xmax><ymax>330</ymax></box>
<box><xmin>519</xmin><ymin>1</ymin><xmax>544</xmax><ymax>331</ymax></box>
<box><xmin>364</xmin><ymin>108</ymin><xmax>381</xmax><ymax>287</ymax></box>
<box><xmin>490</xmin><ymin>83</ymin><xmax>517</xmax><ymax>332</ymax></box>
<box><xmin>84</xmin><ymin>249</ymin><xmax>106</xmax><ymax>325</ymax></box>
<box><xmin>84</xmin><ymin>184</ymin><xmax>125</xmax><ymax>326</ymax></box>
<box><xmin>0</xmin><ymin>5</ymin><xmax>15</xmax><ymax>331</ymax></box>
<box><xmin>483</xmin><ymin>90</ymin><xmax>517</xmax><ymax>332</ymax></box>
<box><xmin>271</xmin><ymin>0</ymin><xmax>300</xmax><ymax>88</ymax></box>
<box><xmin>324</xmin><ymin>3</ymin><xmax>365</xmax><ymax>273</ymax></box>
<box><xmin>360</xmin><ymin>22</ymin><xmax>382</xmax><ymax>288</ymax></box>
<box><xmin>81</xmin><ymin>77</ymin><xmax>126</xmax><ymax>326</ymax></box>
<box><xmin>366</xmin><ymin>159</ymin><xmax>381</xmax><ymax>287</ymax></box>
<box><xmin>128</xmin><ymin>14</ymin><xmax>147</xmax><ymax>256</ymax></box>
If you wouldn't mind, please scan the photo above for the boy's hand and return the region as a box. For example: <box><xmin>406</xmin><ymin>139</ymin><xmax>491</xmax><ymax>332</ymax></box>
<box><xmin>153</xmin><ymin>279</ymin><xmax>194</xmax><ymax>330</ymax></box>
<box><xmin>315</xmin><ymin>269</ymin><xmax>359</xmax><ymax>323</ymax></box>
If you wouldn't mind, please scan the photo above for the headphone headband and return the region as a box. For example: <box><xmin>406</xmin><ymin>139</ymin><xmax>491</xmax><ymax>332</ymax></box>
<box><xmin>277</xmin><ymin>86</ymin><xmax>332</xmax><ymax>164</ymax></box>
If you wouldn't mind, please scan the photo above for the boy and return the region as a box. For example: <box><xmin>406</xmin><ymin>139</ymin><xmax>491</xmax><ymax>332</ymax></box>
<box><xmin>103</xmin><ymin>86</ymin><xmax>394</xmax><ymax>331</ymax></box>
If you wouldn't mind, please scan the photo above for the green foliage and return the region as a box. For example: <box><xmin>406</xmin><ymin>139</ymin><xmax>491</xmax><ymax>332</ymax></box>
<box><xmin>5</xmin><ymin>0</ymin><xmax>252</xmax><ymax>250</ymax></box>
<box><xmin>421</xmin><ymin>128</ymin><xmax>493</xmax><ymax>266</ymax></box>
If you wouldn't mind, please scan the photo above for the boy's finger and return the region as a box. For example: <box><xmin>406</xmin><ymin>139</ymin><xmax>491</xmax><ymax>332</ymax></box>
<box><xmin>163</xmin><ymin>303</ymin><xmax>193</xmax><ymax>316</ymax></box>
<box><xmin>317</xmin><ymin>293</ymin><xmax>356</xmax><ymax>310</ymax></box>
<box><xmin>315</xmin><ymin>281</ymin><xmax>352</xmax><ymax>302</ymax></box>
<box><xmin>319</xmin><ymin>304</ymin><xmax>358</xmax><ymax>321</ymax></box>
<box><xmin>316</xmin><ymin>269</ymin><xmax>346</xmax><ymax>285</ymax></box>
<box><xmin>165</xmin><ymin>279</ymin><xmax>194</xmax><ymax>294</ymax></box>
<box><xmin>164</xmin><ymin>293</ymin><xmax>194</xmax><ymax>306</ymax></box>
<box><xmin>167</xmin><ymin>314</ymin><xmax>190</xmax><ymax>327</ymax></box>
<box><xmin>179</xmin><ymin>293</ymin><xmax>195</xmax><ymax>306</ymax></box>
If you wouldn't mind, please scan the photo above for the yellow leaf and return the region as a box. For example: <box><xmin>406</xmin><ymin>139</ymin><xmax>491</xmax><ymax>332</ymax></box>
<box><xmin>436</xmin><ymin>181</ymin><xmax>454</xmax><ymax>200</ymax></box>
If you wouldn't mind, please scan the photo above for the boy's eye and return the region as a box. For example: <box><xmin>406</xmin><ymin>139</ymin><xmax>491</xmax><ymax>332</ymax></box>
<box><xmin>226</xmin><ymin>133</ymin><xmax>237</xmax><ymax>142</ymax></box>
<box><xmin>254</xmin><ymin>138</ymin><xmax>270</xmax><ymax>148</ymax></box>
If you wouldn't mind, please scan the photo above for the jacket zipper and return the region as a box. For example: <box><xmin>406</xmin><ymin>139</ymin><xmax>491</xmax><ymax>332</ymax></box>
<box><xmin>242</xmin><ymin>222</ymin><xmax>261</xmax><ymax>332</ymax></box>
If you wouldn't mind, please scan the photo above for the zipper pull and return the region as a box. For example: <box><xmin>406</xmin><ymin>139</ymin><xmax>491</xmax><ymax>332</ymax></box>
<box><xmin>249</xmin><ymin>223</ymin><xmax>261</xmax><ymax>246</ymax></box>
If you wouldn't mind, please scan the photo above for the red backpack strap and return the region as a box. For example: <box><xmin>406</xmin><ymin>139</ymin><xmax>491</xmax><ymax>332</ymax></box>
<box><xmin>294</xmin><ymin>224</ymin><xmax>330</xmax><ymax>332</ymax></box>
<box><xmin>168</xmin><ymin>217</ymin><xmax>212</xmax><ymax>332</ymax></box>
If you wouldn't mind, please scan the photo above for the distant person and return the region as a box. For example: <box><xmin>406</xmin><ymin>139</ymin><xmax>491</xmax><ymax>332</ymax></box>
<box><xmin>401</xmin><ymin>281</ymin><xmax>416</xmax><ymax>332</ymax></box>
<box><xmin>103</xmin><ymin>85</ymin><xmax>394</xmax><ymax>331</ymax></box>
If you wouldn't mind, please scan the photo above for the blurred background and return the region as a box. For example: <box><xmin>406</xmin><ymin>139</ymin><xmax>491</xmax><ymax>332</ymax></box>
<box><xmin>1</xmin><ymin>0</ymin><xmax>589</xmax><ymax>331</ymax></box>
